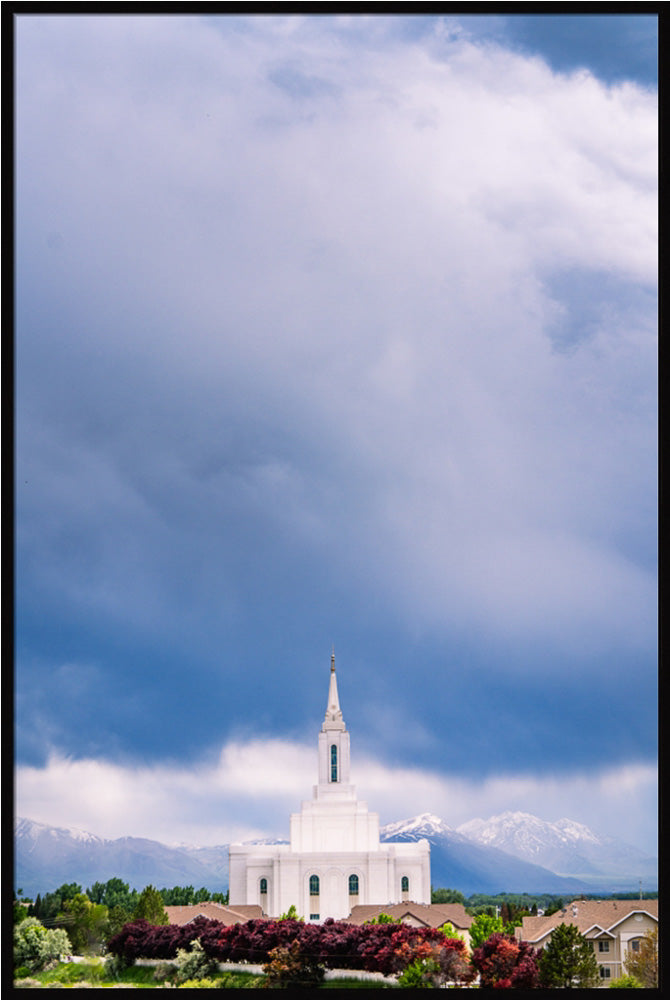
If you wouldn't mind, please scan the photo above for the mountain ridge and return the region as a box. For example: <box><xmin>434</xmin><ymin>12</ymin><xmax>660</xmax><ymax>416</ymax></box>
<box><xmin>15</xmin><ymin>812</ymin><xmax>657</xmax><ymax>900</ymax></box>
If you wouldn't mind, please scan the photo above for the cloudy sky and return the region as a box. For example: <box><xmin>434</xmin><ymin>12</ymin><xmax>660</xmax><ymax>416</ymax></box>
<box><xmin>15</xmin><ymin>14</ymin><xmax>657</xmax><ymax>859</ymax></box>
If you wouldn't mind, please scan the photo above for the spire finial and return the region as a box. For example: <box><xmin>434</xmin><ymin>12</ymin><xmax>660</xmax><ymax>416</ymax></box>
<box><xmin>323</xmin><ymin>648</ymin><xmax>344</xmax><ymax>728</ymax></box>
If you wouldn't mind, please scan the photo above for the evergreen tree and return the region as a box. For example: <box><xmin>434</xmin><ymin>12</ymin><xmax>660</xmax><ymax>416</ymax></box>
<box><xmin>132</xmin><ymin>885</ymin><xmax>169</xmax><ymax>925</ymax></box>
<box><xmin>539</xmin><ymin>923</ymin><xmax>599</xmax><ymax>988</ymax></box>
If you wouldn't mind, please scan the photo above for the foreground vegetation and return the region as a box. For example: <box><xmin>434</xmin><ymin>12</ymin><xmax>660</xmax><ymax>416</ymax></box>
<box><xmin>14</xmin><ymin>961</ymin><xmax>267</xmax><ymax>989</ymax></box>
<box><xmin>14</xmin><ymin>880</ymin><xmax>658</xmax><ymax>988</ymax></box>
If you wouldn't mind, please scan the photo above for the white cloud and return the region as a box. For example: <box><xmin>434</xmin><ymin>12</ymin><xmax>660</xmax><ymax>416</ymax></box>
<box><xmin>15</xmin><ymin>738</ymin><xmax>657</xmax><ymax>855</ymax></box>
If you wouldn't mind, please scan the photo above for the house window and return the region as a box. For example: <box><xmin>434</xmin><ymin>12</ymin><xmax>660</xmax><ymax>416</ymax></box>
<box><xmin>260</xmin><ymin>878</ymin><xmax>267</xmax><ymax>894</ymax></box>
<box><xmin>598</xmin><ymin>941</ymin><xmax>610</xmax><ymax>953</ymax></box>
<box><xmin>309</xmin><ymin>875</ymin><xmax>320</xmax><ymax>896</ymax></box>
<box><xmin>330</xmin><ymin>744</ymin><xmax>338</xmax><ymax>782</ymax></box>
<box><xmin>401</xmin><ymin>876</ymin><xmax>409</xmax><ymax>894</ymax></box>
<box><xmin>630</xmin><ymin>939</ymin><xmax>641</xmax><ymax>953</ymax></box>
<box><xmin>599</xmin><ymin>967</ymin><xmax>611</xmax><ymax>980</ymax></box>
<box><xmin>348</xmin><ymin>874</ymin><xmax>359</xmax><ymax>896</ymax></box>
<box><xmin>310</xmin><ymin>914</ymin><xmax>320</xmax><ymax>921</ymax></box>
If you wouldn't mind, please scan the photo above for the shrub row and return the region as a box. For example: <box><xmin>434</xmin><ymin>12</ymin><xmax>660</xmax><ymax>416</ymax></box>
<box><xmin>107</xmin><ymin>916</ymin><xmax>463</xmax><ymax>975</ymax></box>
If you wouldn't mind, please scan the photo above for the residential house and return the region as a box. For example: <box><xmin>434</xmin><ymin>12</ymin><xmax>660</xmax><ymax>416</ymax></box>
<box><xmin>345</xmin><ymin>902</ymin><xmax>472</xmax><ymax>948</ymax></box>
<box><xmin>516</xmin><ymin>898</ymin><xmax>658</xmax><ymax>985</ymax></box>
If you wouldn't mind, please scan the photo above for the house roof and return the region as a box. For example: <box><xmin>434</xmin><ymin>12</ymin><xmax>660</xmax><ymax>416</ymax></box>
<box><xmin>165</xmin><ymin>902</ymin><xmax>264</xmax><ymax>926</ymax></box>
<box><xmin>345</xmin><ymin>902</ymin><xmax>472</xmax><ymax>930</ymax></box>
<box><xmin>518</xmin><ymin>899</ymin><xmax>658</xmax><ymax>944</ymax></box>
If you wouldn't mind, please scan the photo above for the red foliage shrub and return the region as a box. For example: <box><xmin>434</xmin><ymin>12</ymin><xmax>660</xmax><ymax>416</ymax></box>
<box><xmin>471</xmin><ymin>932</ymin><xmax>540</xmax><ymax>989</ymax></box>
<box><xmin>107</xmin><ymin>914</ymin><xmax>471</xmax><ymax>977</ymax></box>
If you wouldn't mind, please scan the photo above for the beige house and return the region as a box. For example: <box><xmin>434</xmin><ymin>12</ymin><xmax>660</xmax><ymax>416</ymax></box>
<box><xmin>516</xmin><ymin>898</ymin><xmax>658</xmax><ymax>985</ymax></box>
<box><xmin>346</xmin><ymin>902</ymin><xmax>472</xmax><ymax>949</ymax></box>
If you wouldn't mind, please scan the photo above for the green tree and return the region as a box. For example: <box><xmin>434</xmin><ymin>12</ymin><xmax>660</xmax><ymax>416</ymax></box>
<box><xmin>431</xmin><ymin>887</ymin><xmax>466</xmax><ymax>905</ymax></box>
<box><xmin>14</xmin><ymin>890</ymin><xmax>30</xmax><ymax>925</ymax></box>
<box><xmin>469</xmin><ymin>912</ymin><xmax>503</xmax><ymax>949</ymax></box>
<box><xmin>107</xmin><ymin>904</ymin><xmax>132</xmax><ymax>939</ymax></box>
<box><xmin>161</xmin><ymin>885</ymin><xmax>194</xmax><ymax>905</ymax></box>
<box><xmin>56</xmin><ymin>893</ymin><xmax>110</xmax><ymax>955</ymax></box>
<box><xmin>31</xmin><ymin>882</ymin><xmax>85</xmax><ymax>927</ymax></box>
<box><xmin>55</xmin><ymin>882</ymin><xmax>83</xmax><ymax>903</ymax></box>
<box><xmin>132</xmin><ymin>885</ymin><xmax>169</xmax><ymax>925</ymax></box>
<box><xmin>87</xmin><ymin>877</ymin><xmax>136</xmax><ymax>912</ymax></box>
<box><xmin>624</xmin><ymin>927</ymin><xmax>658</xmax><ymax>988</ymax></box>
<box><xmin>439</xmin><ymin>921</ymin><xmax>466</xmax><ymax>944</ymax></box>
<box><xmin>539</xmin><ymin>923</ymin><xmax>599</xmax><ymax>988</ymax></box>
<box><xmin>13</xmin><ymin>917</ymin><xmax>72</xmax><ymax>972</ymax></box>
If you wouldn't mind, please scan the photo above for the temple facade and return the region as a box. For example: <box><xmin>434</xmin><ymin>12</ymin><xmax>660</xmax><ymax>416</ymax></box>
<box><xmin>228</xmin><ymin>654</ymin><xmax>431</xmax><ymax>921</ymax></box>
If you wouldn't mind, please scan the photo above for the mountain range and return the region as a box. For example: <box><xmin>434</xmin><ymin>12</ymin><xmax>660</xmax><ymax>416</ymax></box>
<box><xmin>381</xmin><ymin>812</ymin><xmax>657</xmax><ymax>896</ymax></box>
<box><xmin>14</xmin><ymin>812</ymin><xmax>656</xmax><ymax>901</ymax></box>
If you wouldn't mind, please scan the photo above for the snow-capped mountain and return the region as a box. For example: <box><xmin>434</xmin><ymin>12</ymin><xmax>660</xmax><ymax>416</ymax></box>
<box><xmin>456</xmin><ymin>811</ymin><xmax>657</xmax><ymax>880</ymax></box>
<box><xmin>380</xmin><ymin>812</ymin><xmax>453</xmax><ymax>840</ymax></box>
<box><xmin>15</xmin><ymin>810</ymin><xmax>657</xmax><ymax>900</ymax></box>
<box><xmin>15</xmin><ymin>818</ymin><xmax>230</xmax><ymax>900</ymax></box>
<box><xmin>380</xmin><ymin>813</ymin><xmax>591</xmax><ymax>895</ymax></box>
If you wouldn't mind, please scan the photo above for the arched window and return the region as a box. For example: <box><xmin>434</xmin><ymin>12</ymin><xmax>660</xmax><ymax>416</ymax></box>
<box><xmin>330</xmin><ymin>744</ymin><xmax>338</xmax><ymax>782</ymax></box>
<box><xmin>309</xmin><ymin>874</ymin><xmax>320</xmax><ymax>896</ymax></box>
<box><xmin>260</xmin><ymin>878</ymin><xmax>267</xmax><ymax>894</ymax></box>
<box><xmin>401</xmin><ymin>876</ymin><xmax>409</xmax><ymax>893</ymax></box>
<box><xmin>348</xmin><ymin>874</ymin><xmax>359</xmax><ymax>896</ymax></box>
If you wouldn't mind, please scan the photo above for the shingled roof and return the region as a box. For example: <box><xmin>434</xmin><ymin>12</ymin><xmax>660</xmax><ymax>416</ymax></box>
<box><xmin>165</xmin><ymin>902</ymin><xmax>264</xmax><ymax>926</ymax></box>
<box><xmin>345</xmin><ymin>902</ymin><xmax>472</xmax><ymax>930</ymax></box>
<box><xmin>518</xmin><ymin>899</ymin><xmax>658</xmax><ymax>945</ymax></box>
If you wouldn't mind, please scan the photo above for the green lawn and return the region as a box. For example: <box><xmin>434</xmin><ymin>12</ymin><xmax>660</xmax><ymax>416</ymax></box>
<box><xmin>14</xmin><ymin>962</ymin><xmax>396</xmax><ymax>988</ymax></box>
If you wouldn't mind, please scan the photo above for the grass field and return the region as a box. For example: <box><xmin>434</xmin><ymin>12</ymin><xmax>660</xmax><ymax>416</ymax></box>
<box><xmin>14</xmin><ymin>961</ymin><xmax>397</xmax><ymax>988</ymax></box>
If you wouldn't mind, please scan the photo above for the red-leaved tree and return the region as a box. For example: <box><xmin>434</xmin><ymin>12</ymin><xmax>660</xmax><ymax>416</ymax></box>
<box><xmin>470</xmin><ymin>932</ymin><xmax>540</xmax><ymax>988</ymax></box>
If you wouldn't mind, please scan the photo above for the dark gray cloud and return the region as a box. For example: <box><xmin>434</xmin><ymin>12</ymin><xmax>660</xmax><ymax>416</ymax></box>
<box><xmin>15</xmin><ymin>15</ymin><xmax>656</xmax><ymax>848</ymax></box>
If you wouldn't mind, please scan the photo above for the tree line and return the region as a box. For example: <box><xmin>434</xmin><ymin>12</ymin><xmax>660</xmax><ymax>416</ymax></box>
<box><xmin>16</xmin><ymin>878</ymin><xmax>229</xmax><ymax>956</ymax></box>
<box><xmin>15</xmin><ymin>881</ymin><xmax>658</xmax><ymax>987</ymax></box>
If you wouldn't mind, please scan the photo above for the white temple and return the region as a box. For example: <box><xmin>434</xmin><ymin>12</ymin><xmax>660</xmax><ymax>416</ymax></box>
<box><xmin>228</xmin><ymin>654</ymin><xmax>431</xmax><ymax>921</ymax></box>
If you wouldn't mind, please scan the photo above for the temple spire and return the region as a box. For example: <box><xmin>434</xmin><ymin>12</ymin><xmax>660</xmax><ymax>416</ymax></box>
<box><xmin>323</xmin><ymin>650</ymin><xmax>345</xmax><ymax>729</ymax></box>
